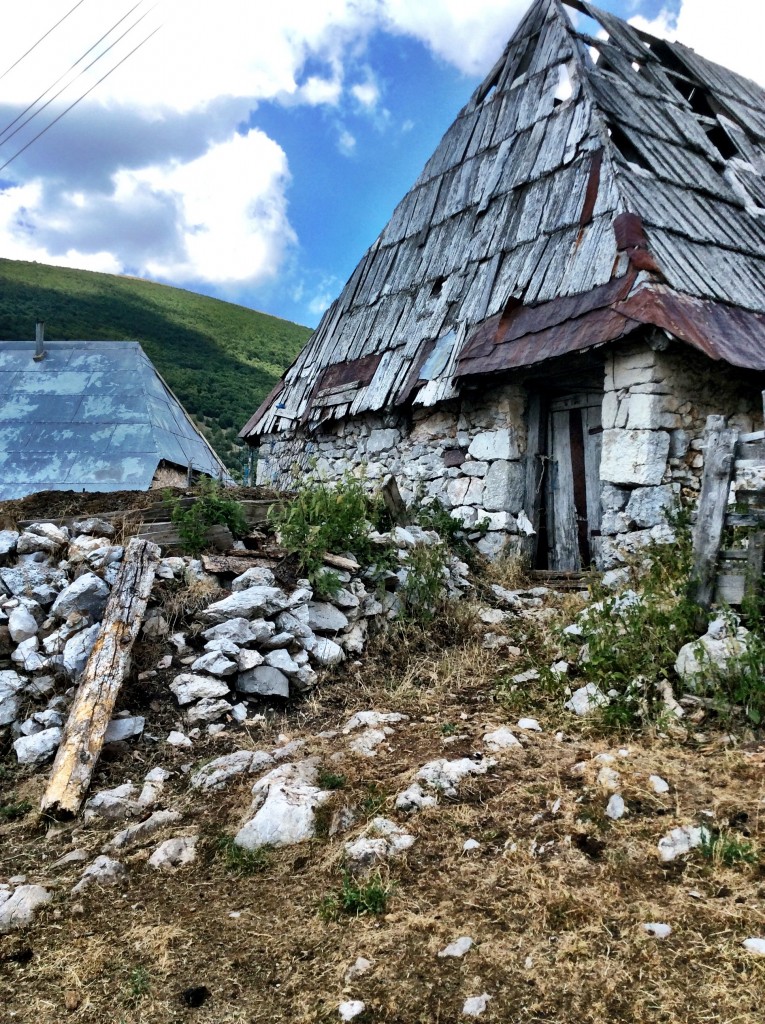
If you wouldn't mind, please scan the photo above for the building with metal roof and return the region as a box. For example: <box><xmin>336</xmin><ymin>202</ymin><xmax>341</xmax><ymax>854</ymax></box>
<box><xmin>241</xmin><ymin>0</ymin><xmax>765</xmax><ymax>570</ymax></box>
<box><xmin>0</xmin><ymin>337</ymin><xmax>229</xmax><ymax>500</ymax></box>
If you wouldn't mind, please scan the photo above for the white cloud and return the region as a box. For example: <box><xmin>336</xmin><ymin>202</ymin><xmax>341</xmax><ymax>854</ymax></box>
<box><xmin>630</xmin><ymin>0</ymin><xmax>765</xmax><ymax>86</ymax></box>
<box><xmin>351</xmin><ymin>79</ymin><xmax>380</xmax><ymax>108</ymax></box>
<box><xmin>337</xmin><ymin>128</ymin><xmax>357</xmax><ymax>155</ymax></box>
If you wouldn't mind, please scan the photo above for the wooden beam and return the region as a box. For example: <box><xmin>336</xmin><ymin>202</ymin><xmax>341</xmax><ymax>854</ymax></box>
<box><xmin>40</xmin><ymin>537</ymin><xmax>161</xmax><ymax>818</ymax></box>
<box><xmin>689</xmin><ymin>415</ymin><xmax>738</xmax><ymax>620</ymax></box>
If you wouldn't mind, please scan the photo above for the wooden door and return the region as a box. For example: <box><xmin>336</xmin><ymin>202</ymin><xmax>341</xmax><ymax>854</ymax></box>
<box><xmin>545</xmin><ymin>392</ymin><xmax>602</xmax><ymax>570</ymax></box>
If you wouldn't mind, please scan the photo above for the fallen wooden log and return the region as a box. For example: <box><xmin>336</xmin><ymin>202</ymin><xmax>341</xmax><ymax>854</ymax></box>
<box><xmin>41</xmin><ymin>537</ymin><xmax>161</xmax><ymax>818</ymax></box>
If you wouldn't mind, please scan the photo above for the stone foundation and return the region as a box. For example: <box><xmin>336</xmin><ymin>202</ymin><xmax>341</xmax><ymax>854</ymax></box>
<box><xmin>255</xmin><ymin>338</ymin><xmax>765</xmax><ymax>566</ymax></box>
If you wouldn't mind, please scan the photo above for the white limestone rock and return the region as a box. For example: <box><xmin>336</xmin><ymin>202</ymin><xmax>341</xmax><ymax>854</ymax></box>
<box><xmin>338</xmin><ymin>1001</ymin><xmax>366</xmax><ymax>1021</ymax></box>
<box><xmin>482</xmin><ymin>459</ymin><xmax>524</xmax><ymax>512</ymax></box>
<box><xmin>342</xmin><ymin>711</ymin><xmax>409</xmax><ymax>733</ymax></box>
<box><xmin>231</xmin><ymin>566</ymin><xmax>276</xmax><ymax>591</ymax></box>
<box><xmin>138</xmin><ymin>767</ymin><xmax>171</xmax><ymax>808</ymax></box>
<box><xmin>51</xmin><ymin>572</ymin><xmax>110</xmax><ymax>621</ymax></box>
<box><xmin>236</xmin><ymin>649</ymin><xmax>264</xmax><ymax>672</ymax></box>
<box><xmin>463</xmin><ymin>993</ymin><xmax>491</xmax><ymax>1017</ymax></box>
<box><xmin>72</xmin><ymin>855</ymin><xmax>126</xmax><ymax>893</ymax></box>
<box><xmin>201</xmin><ymin>587</ymin><xmax>291</xmax><ymax>623</ymax></box>
<box><xmin>517</xmin><ymin>717</ymin><xmax>542</xmax><ymax>732</ymax></box>
<box><xmin>63</xmin><ymin>623</ymin><xmax>101</xmax><ymax>678</ymax></box>
<box><xmin>649</xmin><ymin>775</ymin><xmax>670</xmax><ymax>795</ymax></box>
<box><xmin>148</xmin><ymin>835</ymin><xmax>198</xmax><ymax>871</ymax></box>
<box><xmin>344</xmin><ymin>817</ymin><xmax>415</xmax><ymax>865</ymax></box>
<box><xmin>0</xmin><ymin>670</ymin><xmax>26</xmax><ymax>727</ymax></box>
<box><xmin>483</xmin><ymin>726</ymin><xmax>522</xmax><ymax>752</ymax></box>
<box><xmin>202</xmin><ymin>616</ymin><xmax>274</xmax><ymax>646</ymax></box>
<box><xmin>600</xmin><ymin>429</ymin><xmax>670</xmax><ymax>486</ymax></box>
<box><xmin>0</xmin><ymin>884</ymin><xmax>52</xmax><ymax>932</ymax></box>
<box><xmin>310</xmin><ymin>636</ymin><xmax>346</xmax><ymax>667</ymax></box>
<box><xmin>743</xmin><ymin>938</ymin><xmax>765</xmax><ymax>956</ymax></box>
<box><xmin>438</xmin><ymin>936</ymin><xmax>474</xmax><ymax>958</ymax></box>
<box><xmin>12</xmin><ymin>636</ymin><xmax>47</xmax><ymax>673</ymax></box>
<box><xmin>104</xmin><ymin>810</ymin><xmax>183</xmax><ymax>853</ymax></box>
<box><xmin>0</xmin><ymin>528</ymin><xmax>19</xmax><ymax>558</ymax></box>
<box><xmin>13</xmin><ymin>726</ymin><xmax>61</xmax><ymax>765</ymax></box>
<box><xmin>0</xmin><ymin>563</ymin><xmax>67</xmax><ymax>606</ymax></box>
<box><xmin>306</xmin><ymin>602</ymin><xmax>349</xmax><ymax>634</ymax></box>
<box><xmin>186</xmin><ymin>698</ymin><xmax>232</xmax><ymax>723</ymax></box>
<box><xmin>348</xmin><ymin>728</ymin><xmax>391</xmax><ymax>757</ymax></box>
<box><xmin>564</xmin><ymin>683</ymin><xmax>609</xmax><ymax>716</ymax></box>
<box><xmin>416</xmin><ymin>757</ymin><xmax>496</xmax><ymax>798</ymax></box>
<box><xmin>606</xmin><ymin>794</ymin><xmax>626</xmax><ymax>820</ymax></box>
<box><xmin>675</xmin><ymin>619</ymin><xmax>749</xmax><ymax>688</ymax></box>
<box><xmin>643</xmin><ymin>922</ymin><xmax>672</xmax><ymax>938</ymax></box>
<box><xmin>170</xmin><ymin>673</ymin><xmax>230</xmax><ymax>705</ymax></box>
<box><xmin>237</xmin><ymin>665</ymin><xmax>290</xmax><ymax>698</ymax></box>
<box><xmin>657</xmin><ymin>825</ymin><xmax>709</xmax><ymax>863</ymax></box>
<box><xmin>264</xmin><ymin>649</ymin><xmax>302</xmax><ymax>676</ymax></box>
<box><xmin>190</xmin><ymin>749</ymin><xmax>274</xmax><ymax>791</ymax></box>
<box><xmin>394</xmin><ymin>782</ymin><xmax>439</xmax><ymax>813</ymax></box>
<box><xmin>166</xmin><ymin>730</ymin><xmax>193</xmax><ymax>748</ymax></box>
<box><xmin>468</xmin><ymin>427</ymin><xmax>519</xmax><ymax>461</ymax></box>
<box><xmin>104</xmin><ymin>716</ymin><xmax>144</xmax><ymax>743</ymax></box>
<box><xmin>190</xmin><ymin>651</ymin><xmax>238</xmax><ymax>677</ymax></box>
<box><xmin>71</xmin><ymin>517</ymin><xmax>115</xmax><ymax>538</ymax></box>
<box><xmin>234</xmin><ymin>759</ymin><xmax>330</xmax><ymax>850</ymax></box>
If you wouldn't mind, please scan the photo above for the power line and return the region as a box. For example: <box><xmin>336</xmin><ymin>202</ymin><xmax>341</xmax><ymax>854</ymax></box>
<box><xmin>0</xmin><ymin>0</ymin><xmax>89</xmax><ymax>84</ymax></box>
<box><xmin>0</xmin><ymin>1</ymin><xmax>148</xmax><ymax>145</ymax></box>
<box><xmin>0</xmin><ymin>3</ymin><xmax>158</xmax><ymax>150</ymax></box>
<box><xmin>0</xmin><ymin>25</ymin><xmax>161</xmax><ymax>175</ymax></box>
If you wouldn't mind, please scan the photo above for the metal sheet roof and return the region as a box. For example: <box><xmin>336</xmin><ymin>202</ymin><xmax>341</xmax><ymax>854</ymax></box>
<box><xmin>0</xmin><ymin>341</ymin><xmax>229</xmax><ymax>500</ymax></box>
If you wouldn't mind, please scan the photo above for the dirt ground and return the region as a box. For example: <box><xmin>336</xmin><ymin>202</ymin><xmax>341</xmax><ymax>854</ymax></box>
<box><xmin>0</xmin><ymin>486</ymin><xmax>280</xmax><ymax>525</ymax></box>
<box><xmin>2</xmin><ymin>595</ymin><xmax>765</xmax><ymax>1024</ymax></box>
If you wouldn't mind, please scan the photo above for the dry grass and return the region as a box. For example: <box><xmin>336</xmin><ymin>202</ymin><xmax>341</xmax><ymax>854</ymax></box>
<box><xmin>2</xmin><ymin>591</ymin><xmax>765</xmax><ymax>1023</ymax></box>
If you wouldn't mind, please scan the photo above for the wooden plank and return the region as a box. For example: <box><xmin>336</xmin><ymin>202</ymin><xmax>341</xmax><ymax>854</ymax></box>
<box><xmin>744</xmin><ymin>532</ymin><xmax>765</xmax><ymax>607</ymax></box>
<box><xmin>549</xmin><ymin>406</ymin><xmax>579</xmax><ymax>571</ymax></box>
<box><xmin>41</xmin><ymin>538</ymin><xmax>161</xmax><ymax>818</ymax></box>
<box><xmin>689</xmin><ymin>415</ymin><xmax>738</xmax><ymax>616</ymax></box>
<box><xmin>521</xmin><ymin>392</ymin><xmax>545</xmax><ymax>566</ymax></box>
<box><xmin>17</xmin><ymin>499</ymin><xmax>280</xmax><ymax>531</ymax></box>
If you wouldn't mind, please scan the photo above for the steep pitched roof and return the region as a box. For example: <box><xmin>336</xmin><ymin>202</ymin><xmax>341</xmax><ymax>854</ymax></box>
<box><xmin>243</xmin><ymin>0</ymin><xmax>765</xmax><ymax>439</ymax></box>
<box><xmin>0</xmin><ymin>340</ymin><xmax>229</xmax><ymax>499</ymax></box>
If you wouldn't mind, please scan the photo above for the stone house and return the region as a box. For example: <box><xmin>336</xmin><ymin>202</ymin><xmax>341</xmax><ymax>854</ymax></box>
<box><xmin>241</xmin><ymin>0</ymin><xmax>765</xmax><ymax>568</ymax></box>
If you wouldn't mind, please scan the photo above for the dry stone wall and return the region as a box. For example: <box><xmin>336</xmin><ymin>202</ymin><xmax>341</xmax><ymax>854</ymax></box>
<box><xmin>257</xmin><ymin>339</ymin><xmax>764</xmax><ymax>567</ymax></box>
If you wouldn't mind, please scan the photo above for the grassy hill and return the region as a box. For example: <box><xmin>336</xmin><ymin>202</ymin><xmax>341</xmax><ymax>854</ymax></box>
<box><xmin>0</xmin><ymin>258</ymin><xmax>311</xmax><ymax>474</ymax></box>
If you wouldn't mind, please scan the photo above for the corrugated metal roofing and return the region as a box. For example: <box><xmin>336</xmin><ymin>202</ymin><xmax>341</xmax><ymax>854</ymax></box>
<box><xmin>242</xmin><ymin>0</ymin><xmax>765</xmax><ymax>440</ymax></box>
<box><xmin>0</xmin><ymin>340</ymin><xmax>229</xmax><ymax>500</ymax></box>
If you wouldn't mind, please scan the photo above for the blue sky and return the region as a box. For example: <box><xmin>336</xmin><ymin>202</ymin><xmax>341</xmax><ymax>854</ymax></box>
<box><xmin>0</xmin><ymin>0</ymin><xmax>761</xmax><ymax>329</ymax></box>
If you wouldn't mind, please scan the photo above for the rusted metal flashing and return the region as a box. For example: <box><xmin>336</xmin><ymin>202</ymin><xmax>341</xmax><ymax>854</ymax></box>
<box><xmin>613</xmin><ymin>211</ymin><xmax>664</xmax><ymax>276</ymax></box>
<box><xmin>316</xmin><ymin>353</ymin><xmax>382</xmax><ymax>393</ymax></box>
<box><xmin>457</xmin><ymin>278</ymin><xmax>765</xmax><ymax>380</ymax></box>
<box><xmin>579</xmin><ymin>149</ymin><xmax>603</xmax><ymax>228</ymax></box>
<box><xmin>239</xmin><ymin>378</ymin><xmax>286</xmax><ymax>440</ymax></box>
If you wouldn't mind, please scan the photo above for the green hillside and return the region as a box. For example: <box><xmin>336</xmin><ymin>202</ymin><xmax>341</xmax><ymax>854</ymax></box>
<box><xmin>0</xmin><ymin>258</ymin><xmax>311</xmax><ymax>474</ymax></box>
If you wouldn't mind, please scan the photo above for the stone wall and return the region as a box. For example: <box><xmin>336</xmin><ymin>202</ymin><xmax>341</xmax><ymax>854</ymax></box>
<box><xmin>598</xmin><ymin>338</ymin><xmax>764</xmax><ymax>565</ymax></box>
<box><xmin>256</xmin><ymin>383</ymin><xmax>530</xmax><ymax>558</ymax></box>
<box><xmin>256</xmin><ymin>338</ymin><xmax>765</xmax><ymax>566</ymax></box>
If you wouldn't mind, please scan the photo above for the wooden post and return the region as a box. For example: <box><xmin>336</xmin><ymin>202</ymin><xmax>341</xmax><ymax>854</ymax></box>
<box><xmin>744</xmin><ymin>531</ymin><xmax>765</xmax><ymax>608</ymax></box>
<box><xmin>381</xmin><ymin>474</ymin><xmax>408</xmax><ymax>526</ymax></box>
<box><xmin>689</xmin><ymin>415</ymin><xmax>738</xmax><ymax>622</ymax></box>
<box><xmin>41</xmin><ymin>538</ymin><xmax>161</xmax><ymax>818</ymax></box>
<box><xmin>521</xmin><ymin>393</ymin><xmax>546</xmax><ymax>566</ymax></box>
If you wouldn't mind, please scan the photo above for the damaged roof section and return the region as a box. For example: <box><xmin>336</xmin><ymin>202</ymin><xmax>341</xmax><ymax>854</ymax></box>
<box><xmin>243</xmin><ymin>0</ymin><xmax>765</xmax><ymax>439</ymax></box>
<box><xmin>0</xmin><ymin>341</ymin><xmax>229</xmax><ymax>500</ymax></box>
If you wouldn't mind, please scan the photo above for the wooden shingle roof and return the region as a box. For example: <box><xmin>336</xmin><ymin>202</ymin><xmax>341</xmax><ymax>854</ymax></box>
<box><xmin>242</xmin><ymin>0</ymin><xmax>765</xmax><ymax>440</ymax></box>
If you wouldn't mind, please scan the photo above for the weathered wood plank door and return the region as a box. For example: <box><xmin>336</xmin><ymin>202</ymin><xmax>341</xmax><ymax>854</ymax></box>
<box><xmin>546</xmin><ymin>393</ymin><xmax>602</xmax><ymax>570</ymax></box>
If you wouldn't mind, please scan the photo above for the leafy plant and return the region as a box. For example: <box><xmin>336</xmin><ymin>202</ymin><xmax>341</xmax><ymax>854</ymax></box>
<box><xmin>409</xmin><ymin>496</ymin><xmax>488</xmax><ymax>561</ymax></box>
<box><xmin>166</xmin><ymin>477</ymin><xmax>248</xmax><ymax>555</ymax></box>
<box><xmin>360</xmin><ymin>783</ymin><xmax>387</xmax><ymax>817</ymax></box>
<box><xmin>125</xmin><ymin>966</ymin><xmax>151</xmax><ymax>1004</ymax></box>
<box><xmin>217</xmin><ymin>834</ymin><xmax>271</xmax><ymax>875</ymax></box>
<box><xmin>399</xmin><ymin>542</ymin><xmax>449</xmax><ymax>624</ymax></box>
<box><xmin>701</xmin><ymin>828</ymin><xmax>758</xmax><ymax>868</ymax></box>
<box><xmin>269</xmin><ymin>468</ymin><xmax>382</xmax><ymax>586</ymax></box>
<box><xmin>318</xmin><ymin>871</ymin><xmax>394</xmax><ymax>920</ymax></box>
<box><xmin>701</xmin><ymin>626</ymin><xmax>765</xmax><ymax>725</ymax></box>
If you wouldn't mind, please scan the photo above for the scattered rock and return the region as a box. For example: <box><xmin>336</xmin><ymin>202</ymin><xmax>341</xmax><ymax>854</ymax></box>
<box><xmin>649</xmin><ymin>774</ymin><xmax>670</xmax><ymax>795</ymax></box>
<box><xmin>517</xmin><ymin>717</ymin><xmax>542</xmax><ymax>732</ymax></box>
<box><xmin>483</xmin><ymin>726</ymin><xmax>521</xmax><ymax>752</ymax></box>
<box><xmin>564</xmin><ymin>683</ymin><xmax>609</xmax><ymax>716</ymax></box>
<box><xmin>235</xmin><ymin>760</ymin><xmax>330</xmax><ymax>850</ymax></box>
<box><xmin>237</xmin><ymin>665</ymin><xmax>290</xmax><ymax>698</ymax></box>
<box><xmin>743</xmin><ymin>938</ymin><xmax>765</xmax><ymax>956</ymax></box>
<box><xmin>643</xmin><ymin>922</ymin><xmax>672</xmax><ymax>938</ymax></box>
<box><xmin>417</xmin><ymin>757</ymin><xmax>495</xmax><ymax>799</ymax></box>
<box><xmin>104</xmin><ymin>716</ymin><xmax>144</xmax><ymax>744</ymax></box>
<box><xmin>395</xmin><ymin>783</ymin><xmax>438</xmax><ymax>813</ymax></box>
<box><xmin>657</xmin><ymin>825</ymin><xmax>709</xmax><ymax>863</ymax></box>
<box><xmin>104</xmin><ymin>810</ymin><xmax>183</xmax><ymax>853</ymax></box>
<box><xmin>167</xmin><ymin>730</ymin><xmax>193</xmax><ymax>748</ymax></box>
<box><xmin>148</xmin><ymin>835</ymin><xmax>198</xmax><ymax>871</ymax></box>
<box><xmin>185</xmin><ymin>698</ymin><xmax>232</xmax><ymax>724</ymax></box>
<box><xmin>463</xmin><ymin>838</ymin><xmax>481</xmax><ymax>852</ymax></box>
<box><xmin>72</xmin><ymin>856</ymin><xmax>125</xmax><ymax>893</ymax></box>
<box><xmin>190</xmin><ymin>749</ymin><xmax>273</xmax><ymax>791</ymax></box>
<box><xmin>170</xmin><ymin>673</ymin><xmax>230</xmax><ymax>706</ymax></box>
<box><xmin>201</xmin><ymin>587</ymin><xmax>291</xmax><ymax>623</ymax></box>
<box><xmin>84</xmin><ymin>783</ymin><xmax>141</xmax><ymax>821</ymax></box>
<box><xmin>338</xmin><ymin>1001</ymin><xmax>365</xmax><ymax>1021</ymax></box>
<box><xmin>606</xmin><ymin>794</ymin><xmax>626</xmax><ymax>820</ymax></box>
<box><xmin>344</xmin><ymin>817</ymin><xmax>415</xmax><ymax>865</ymax></box>
<box><xmin>438</xmin><ymin>936</ymin><xmax>474</xmax><ymax>958</ymax></box>
<box><xmin>463</xmin><ymin>993</ymin><xmax>491</xmax><ymax>1017</ymax></box>
<box><xmin>348</xmin><ymin>728</ymin><xmax>391</xmax><ymax>757</ymax></box>
<box><xmin>342</xmin><ymin>711</ymin><xmax>409</xmax><ymax>733</ymax></box>
<box><xmin>306</xmin><ymin>602</ymin><xmax>349</xmax><ymax>634</ymax></box>
<box><xmin>190</xmin><ymin>651</ymin><xmax>238</xmax><ymax>677</ymax></box>
<box><xmin>0</xmin><ymin>885</ymin><xmax>51</xmax><ymax>933</ymax></box>
<box><xmin>51</xmin><ymin>573</ymin><xmax>110</xmax><ymax>621</ymax></box>
<box><xmin>13</xmin><ymin>727</ymin><xmax>62</xmax><ymax>765</ymax></box>
<box><xmin>344</xmin><ymin>957</ymin><xmax>372</xmax><ymax>983</ymax></box>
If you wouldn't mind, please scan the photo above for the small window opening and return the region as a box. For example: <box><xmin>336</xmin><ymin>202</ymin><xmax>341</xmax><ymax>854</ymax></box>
<box><xmin>430</xmin><ymin>276</ymin><xmax>446</xmax><ymax>298</ymax></box>
<box><xmin>631</xmin><ymin>61</ymin><xmax>641</xmax><ymax>73</ymax></box>
<box><xmin>553</xmin><ymin>63</ymin><xmax>573</xmax><ymax>105</ymax></box>
<box><xmin>706</xmin><ymin>121</ymin><xmax>738</xmax><ymax>161</ymax></box>
<box><xmin>607</xmin><ymin>123</ymin><xmax>652</xmax><ymax>172</ymax></box>
<box><xmin>510</xmin><ymin>32</ymin><xmax>538</xmax><ymax>87</ymax></box>
<box><xmin>476</xmin><ymin>71</ymin><xmax>500</xmax><ymax>106</ymax></box>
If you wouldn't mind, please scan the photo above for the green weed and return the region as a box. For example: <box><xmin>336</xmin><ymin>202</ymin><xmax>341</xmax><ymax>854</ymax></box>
<box><xmin>0</xmin><ymin>800</ymin><xmax>32</xmax><ymax>822</ymax></box>
<box><xmin>217</xmin><ymin>834</ymin><xmax>271</xmax><ymax>875</ymax></box>
<box><xmin>317</xmin><ymin>769</ymin><xmax>347</xmax><ymax>790</ymax></box>
<box><xmin>701</xmin><ymin>828</ymin><xmax>758</xmax><ymax>868</ymax></box>
<box><xmin>399</xmin><ymin>542</ymin><xmax>449</xmax><ymax>624</ymax></box>
<box><xmin>318</xmin><ymin>871</ymin><xmax>393</xmax><ymax>920</ymax></box>
<box><xmin>126</xmin><ymin>966</ymin><xmax>151</xmax><ymax>1004</ymax></box>
<box><xmin>166</xmin><ymin>478</ymin><xmax>248</xmax><ymax>555</ymax></box>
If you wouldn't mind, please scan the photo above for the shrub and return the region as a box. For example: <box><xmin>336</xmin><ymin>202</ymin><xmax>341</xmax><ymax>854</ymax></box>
<box><xmin>268</xmin><ymin>469</ymin><xmax>382</xmax><ymax>586</ymax></box>
<box><xmin>166</xmin><ymin>477</ymin><xmax>248</xmax><ymax>555</ymax></box>
<box><xmin>399</xmin><ymin>542</ymin><xmax>450</xmax><ymax>624</ymax></box>
<box><xmin>701</xmin><ymin>827</ymin><xmax>758</xmax><ymax>868</ymax></box>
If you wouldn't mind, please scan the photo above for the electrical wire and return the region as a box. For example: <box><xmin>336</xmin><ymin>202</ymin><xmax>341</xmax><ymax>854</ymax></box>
<box><xmin>0</xmin><ymin>25</ymin><xmax>161</xmax><ymax>175</ymax></box>
<box><xmin>0</xmin><ymin>0</ymin><xmax>89</xmax><ymax>84</ymax></box>
<box><xmin>0</xmin><ymin>0</ymin><xmax>148</xmax><ymax>145</ymax></box>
